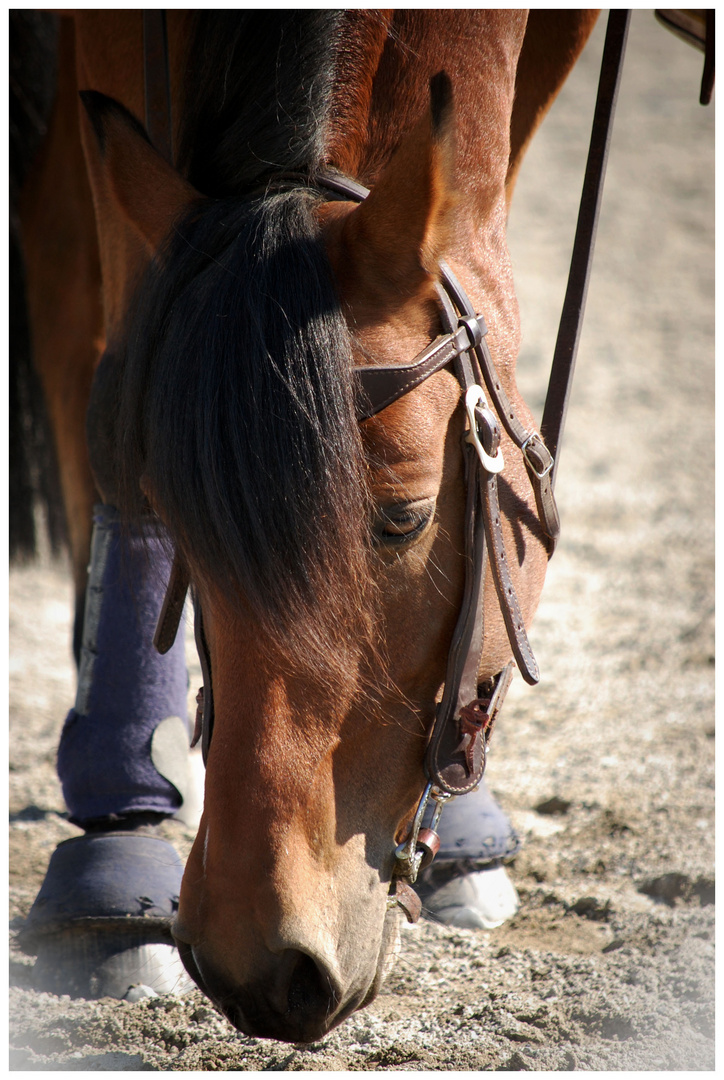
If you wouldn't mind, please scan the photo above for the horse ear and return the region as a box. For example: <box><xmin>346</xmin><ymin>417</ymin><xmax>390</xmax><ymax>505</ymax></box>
<box><xmin>80</xmin><ymin>90</ymin><xmax>200</xmax><ymax>252</ymax></box>
<box><xmin>341</xmin><ymin>72</ymin><xmax>457</xmax><ymax>299</ymax></box>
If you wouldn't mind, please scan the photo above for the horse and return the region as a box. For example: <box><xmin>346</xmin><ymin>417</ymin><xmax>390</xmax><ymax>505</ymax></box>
<box><xmin>14</xmin><ymin>10</ymin><xmax>602</xmax><ymax>1043</ymax></box>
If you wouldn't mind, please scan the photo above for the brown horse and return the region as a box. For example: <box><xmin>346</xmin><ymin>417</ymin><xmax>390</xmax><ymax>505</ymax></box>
<box><xmin>17</xmin><ymin>10</ymin><xmax>599</xmax><ymax>1043</ymax></box>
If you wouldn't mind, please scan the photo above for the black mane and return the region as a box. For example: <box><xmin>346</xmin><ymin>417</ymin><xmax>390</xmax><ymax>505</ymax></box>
<box><xmin>117</xmin><ymin>188</ymin><xmax>374</xmax><ymax>678</ymax></box>
<box><xmin>114</xmin><ymin>12</ymin><xmax>381</xmax><ymax>678</ymax></box>
<box><xmin>179</xmin><ymin>10</ymin><xmax>344</xmax><ymax>197</ymax></box>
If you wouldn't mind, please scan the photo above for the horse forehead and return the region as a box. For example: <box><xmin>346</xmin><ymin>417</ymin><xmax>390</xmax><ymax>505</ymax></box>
<box><xmin>361</xmin><ymin>371</ymin><xmax>462</xmax><ymax>485</ymax></box>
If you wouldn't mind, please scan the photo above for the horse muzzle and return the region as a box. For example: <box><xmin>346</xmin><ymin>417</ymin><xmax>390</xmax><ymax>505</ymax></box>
<box><xmin>173</xmin><ymin>931</ymin><xmax>383</xmax><ymax>1042</ymax></box>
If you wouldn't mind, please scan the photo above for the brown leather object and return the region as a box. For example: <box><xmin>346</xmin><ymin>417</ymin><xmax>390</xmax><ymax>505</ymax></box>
<box><xmin>655</xmin><ymin>10</ymin><xmax>715</xmax><ymax>105</ymax></box>
<box><xmin>152</xmin><ymin>554</ymin><xmax>189</xmax><ymax>654</ymax></box>
<box><xmin>426</xmin><ymin>665</ymin><xmax>513</xmax><ymax>796</ymax></box>
<box><xmin>355</xmin><ymin>323</ymin><xmax>480</xmax><ymax>421</ymax></box>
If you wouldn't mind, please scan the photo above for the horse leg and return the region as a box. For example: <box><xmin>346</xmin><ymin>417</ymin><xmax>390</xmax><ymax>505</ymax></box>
<box><xmin>506</xmin><ymin>10</ymin><xmax>600</xmax><ymax>202</ymax></box>
<box><xmin>20</xmin><ymin>502</ymin><xmax>195</xmax><ymax>998</ymax></box>
<box><xmin>18</xmin><ymin>15</ymin><xmax>101</xmax><ymax>662</ymax></box>
<box><xmin>17</xmin><ymin>17</ymin><xmax>196</xmax><ymax>999</ymax></box>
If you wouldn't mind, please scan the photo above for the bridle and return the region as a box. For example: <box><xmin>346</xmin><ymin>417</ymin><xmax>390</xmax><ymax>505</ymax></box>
<box><xmin>144</xmin><ymin>10</ymin><xmax>631</xmax><ymax>918</ymax></box>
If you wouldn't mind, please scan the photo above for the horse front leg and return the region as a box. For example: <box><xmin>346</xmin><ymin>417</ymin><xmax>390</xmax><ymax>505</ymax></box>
<box><xmin>506</xmin><ymin>10</ymin><xmax>600</xmax><ymax>202</ymax></box>
<box><xmin>17</xmin><ymin>16</ymin><xmax>196</xmax><ymax>1000</ymax></box>
<box><xmin>18</xmin><ymin>15</ymin><xmax>101</xmax><ymax>662</ymax></box>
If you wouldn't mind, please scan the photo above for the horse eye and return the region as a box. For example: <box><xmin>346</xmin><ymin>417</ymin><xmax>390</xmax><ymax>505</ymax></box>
<box><xmin>373</xmin><ymin>500</ymin><xmax>436</xmax><ymax>549</ymax></box>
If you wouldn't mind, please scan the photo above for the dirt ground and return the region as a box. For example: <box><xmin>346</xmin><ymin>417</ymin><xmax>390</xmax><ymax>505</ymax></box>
<box><xmin>9</xmin><ymin>12</ymin><xmax>714</xmax><ymax>1072</ymax></box>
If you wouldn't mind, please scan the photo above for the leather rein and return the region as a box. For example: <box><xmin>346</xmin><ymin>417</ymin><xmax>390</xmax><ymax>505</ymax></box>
<box><xmin>144</xmin><ymin>11</ymin><xmax>631</xmax><ymax>904</ymax></box>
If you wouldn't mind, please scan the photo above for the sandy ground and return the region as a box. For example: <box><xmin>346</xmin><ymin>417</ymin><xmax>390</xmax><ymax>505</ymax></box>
<box><xmin>9</xmin><ymin>12</ymin><xmax>714</xmax><ymax>1071</ymax></box>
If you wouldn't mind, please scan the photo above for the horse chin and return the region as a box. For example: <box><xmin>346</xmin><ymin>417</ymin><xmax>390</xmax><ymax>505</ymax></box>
<box><xmin>357</xmin><ymin>907</ymin><xmax>403</xmax><ymax>1007</ymax></box>
<box><xmin>174</xmin><ymin>909</ymin><xmax>402</xmax><ymax>1043</ymax></box>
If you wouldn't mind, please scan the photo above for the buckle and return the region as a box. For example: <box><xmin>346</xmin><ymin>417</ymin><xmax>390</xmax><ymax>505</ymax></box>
<box><xmin>457</xmin><ymin>314</ymin><xmax>486</xmax><ymax>349</ymax></box>
<box><xmin>522</xmin><ymin>432</ymin><xmax>554</xmax><ymax>480</ymax></box>
<box><xmin>465</xmin><ymin>386</ymin><xmax>504</xmax><ymax>474</ymax></box>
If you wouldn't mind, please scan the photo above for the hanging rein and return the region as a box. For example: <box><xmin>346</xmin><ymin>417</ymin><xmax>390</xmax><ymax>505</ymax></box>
<box><xmin>145</xmin><ymin>11</ymin><xmax>632</xmax><ymax>918</ymax></box>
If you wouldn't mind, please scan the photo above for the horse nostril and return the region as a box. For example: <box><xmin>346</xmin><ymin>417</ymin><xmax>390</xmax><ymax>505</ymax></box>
<box><xmin>286</xmin><ymin>950</ymin><xmax>338</xmax><ymax>1018</ymax></box>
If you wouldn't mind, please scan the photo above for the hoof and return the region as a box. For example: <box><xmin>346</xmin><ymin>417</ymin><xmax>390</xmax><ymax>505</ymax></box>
<box><xmin>416</xmin><ymin>863</ymin><xmax>520</xmax><ymax>930</ymax></box>
<box><xmin>29</xmin><ymin>933</ymin><xmax>193</xmax><ymax>999</ymax></box>
<box><xmin>18</xmin><ymin>832</ymin><xmax>193</xmax><ymax>999</ymax></box>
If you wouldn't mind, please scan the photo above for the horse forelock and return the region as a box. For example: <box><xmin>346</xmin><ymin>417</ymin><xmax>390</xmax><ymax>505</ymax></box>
<box><xmin>118</xmin><ymin>190</ymin><xmax>377</xmax><ymax>687</ymax></box>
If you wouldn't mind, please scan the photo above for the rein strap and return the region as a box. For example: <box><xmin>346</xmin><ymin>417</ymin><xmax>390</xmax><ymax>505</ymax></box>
<box><xmin>541</xmin><ymin>9</ymin><xmax>630</xmax><ymax>484</ymax></box>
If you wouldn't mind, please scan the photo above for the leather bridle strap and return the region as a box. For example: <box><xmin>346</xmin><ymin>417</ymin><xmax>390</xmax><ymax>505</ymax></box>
<box><xmin>142</xmin><ymin>10</ymin><xmax>174</xmax><ymax>165</ymax></box>
<box><xmin>353</xmin><ymin>261</ymin><xmax>559</xmax><ymax>550</ymax></box>
<box><xmin>192</xmin><ymin>593</ymin><xmax>214</xmax><ymax>763</ymax></box>
<box><xmin>421</xmin><ymin>280</ymin><xmax>535</xmax><ymax>793</ymax></box>
<box><xmin>438</xmin><ymin>260</ymin><xmax>560</xmax><ymax>549</ymax></box>
<box><xmin>541</xmin><ymin>9</ymin><xmax>630</xmax><ymax>485</ymax></box>
<box><xmin>318</xmin><ymin>171</ymin><xmax>542</xmax><ymax>685</ymax></box>
<box><xmin>355</xmin><ymin>323</ymin><xmax>488</xmax><ymax>422</ymax></box>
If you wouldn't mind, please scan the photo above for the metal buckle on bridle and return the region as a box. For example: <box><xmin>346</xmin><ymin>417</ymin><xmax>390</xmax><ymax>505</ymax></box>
<box><xmin>393</xmin><ymin>781</ymin><xmax>453</xmax><ymax>884</ymax></box>
<box><xmin>456</xmin><ymin>313</ymin><xmax>485</xmax><ymax>350</ymax></box>
<box><xmin>521</xmin><ymin>432</ymin><xmax>554</xmax><ymax>480</ymax></box>
<box><xmin>465</xmin><ymin>385</ymin><xmax>504</xmax><ymax>475</ymax></box>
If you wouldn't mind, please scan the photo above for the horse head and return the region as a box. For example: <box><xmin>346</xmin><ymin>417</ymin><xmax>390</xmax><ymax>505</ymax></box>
<box><xmin>81</xmin><ymin>53</ymin><xmax>549</xmax><ymax>1041</ymax></box>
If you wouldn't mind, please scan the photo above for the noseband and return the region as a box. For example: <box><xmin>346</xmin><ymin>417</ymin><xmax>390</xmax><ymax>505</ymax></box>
<box><xmin>148</xmin><ymin>10</ymin><xmax>632</xmax><ymax>912</ymax></box>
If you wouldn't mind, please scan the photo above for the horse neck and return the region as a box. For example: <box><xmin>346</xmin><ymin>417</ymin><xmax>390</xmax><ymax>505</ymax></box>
<box><xmin>325</xmin><ymin>9</ymin><xmax>527</xmax><ymax>375</ymax></box>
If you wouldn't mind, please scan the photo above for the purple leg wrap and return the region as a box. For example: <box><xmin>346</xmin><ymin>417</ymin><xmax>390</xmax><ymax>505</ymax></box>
<box><xmin>57</xmin><ymin>505</ymin><xmax>189</xmax><ymax>826</ymax></box>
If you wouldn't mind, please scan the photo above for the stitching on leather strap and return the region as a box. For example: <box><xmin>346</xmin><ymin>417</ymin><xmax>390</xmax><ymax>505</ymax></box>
<box><xmin>354</xmin><ymin>334</ymin><xmax>459</xmax><ymax>420</ymax></box>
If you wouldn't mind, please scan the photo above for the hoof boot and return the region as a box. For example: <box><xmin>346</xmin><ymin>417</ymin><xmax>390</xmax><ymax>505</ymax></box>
<box><xmin>416</xmin><ymin>863</ymin><xmax>520</xmax><ymax>930</ymax></box>
<box><xmin>19</xmin><ymin>832</ymin><xmax>192</xmax><ymax>999</ymax></box>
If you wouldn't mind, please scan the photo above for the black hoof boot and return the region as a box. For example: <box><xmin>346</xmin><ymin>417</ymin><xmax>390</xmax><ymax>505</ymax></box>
<box><xmin>18</xmin><ymin>832</ymin><xmax>193</xmax><ymax>999</ymax></box>
<box><xmin>416</xmin><ymin>779</ymin><xmax>521</xmax><ymax>929</ymax></box>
